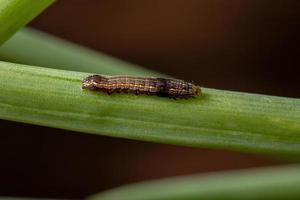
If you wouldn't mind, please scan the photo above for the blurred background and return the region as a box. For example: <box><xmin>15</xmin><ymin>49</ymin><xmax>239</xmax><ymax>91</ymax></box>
<box><xmin>1</xmin><ymin>0</ymin><xmax>299</xmax><ymax>198</ymax></box>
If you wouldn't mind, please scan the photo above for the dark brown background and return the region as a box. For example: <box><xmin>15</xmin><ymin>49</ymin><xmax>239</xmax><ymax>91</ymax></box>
<box><xmin>1</xmin><ymin>0</ymin><xmax>299</xmax><ymax>198</ymax></box>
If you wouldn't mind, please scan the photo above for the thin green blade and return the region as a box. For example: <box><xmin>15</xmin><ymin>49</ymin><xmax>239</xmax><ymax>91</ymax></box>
<box><xmin>87</xmin><ymin>165</ymin><xmax>300</xmax><ymax>200</ymax></box>
<box><xmin>0</xmin><ymin>0</ymin><xmax>55</xmax><ymax>45</ymax></box>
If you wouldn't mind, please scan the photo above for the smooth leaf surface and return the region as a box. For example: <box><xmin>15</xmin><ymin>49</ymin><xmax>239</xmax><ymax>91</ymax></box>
<box><xmin>0</xmin><ymin>0</ymin><xmax>55</xmax><ymax>45</ymax></box>
<box><xmin>87</xmin><ymin>165</ymin><xmax>300</xmax><ymax>200</ymax></box>
<box><xmin>0</xmin><ymin>61</ymin><xmax>300</xmax><ymax>158</ymax></box>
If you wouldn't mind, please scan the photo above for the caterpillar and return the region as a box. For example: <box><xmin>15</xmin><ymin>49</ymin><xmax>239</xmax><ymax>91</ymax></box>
<box><xmin>82</xmin><ymin>74</ymin><xmax>202</xmax><ymax>98</ymax></box>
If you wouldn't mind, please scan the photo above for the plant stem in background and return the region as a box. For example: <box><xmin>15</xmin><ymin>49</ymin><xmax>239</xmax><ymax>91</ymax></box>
<box><xmin>0</xmin><ymin>0</ymin><xmax>55</xmax><ymax>45</ymax></box>
<box><xmin>87</xmin><ymin>165</ymin><xmax>300</xmax><ymax>200</ymax></box>
<box><xmin>0</xmin><ymin>62</ymin><xmax>299</xmax><ymax>158</ymax></box>
<box><xmin>0</xmin><ymin>28</ymin><xmax>162</xmax><ymax>76</ymax></box>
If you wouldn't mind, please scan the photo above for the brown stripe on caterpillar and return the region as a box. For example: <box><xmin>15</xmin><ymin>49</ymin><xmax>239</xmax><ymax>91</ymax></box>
<box><xmin>82</xmin><ymin>74</ymin><xmax>202</xmax><ymax>98</ymax></box>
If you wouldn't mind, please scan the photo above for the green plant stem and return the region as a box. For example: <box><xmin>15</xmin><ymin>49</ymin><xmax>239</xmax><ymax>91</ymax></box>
<box><xmin>0</xmin><ymin>0</ymin><xmax>55</xmax><ymax>45</ymax></box>
<box><xmin>0</xmin><ymin>28</ymin><xmax>162</xmax><ymax>76</ymax></box>
<box><xmin>87</xmin><ymin>165</ymin><xmax>300</xmax><ymax>200</ymax></box>
<box><xmin>1</xmin><ymin>61</ymin><xmax>300</xmax><ymax>158</ymax></box>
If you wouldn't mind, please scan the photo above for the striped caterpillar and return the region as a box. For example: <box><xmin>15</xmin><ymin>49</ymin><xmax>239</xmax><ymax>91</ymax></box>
<box><xmin>82</xmin><ymin>74</ymin><xmax>202</xmax><ymax>98</ymax></box>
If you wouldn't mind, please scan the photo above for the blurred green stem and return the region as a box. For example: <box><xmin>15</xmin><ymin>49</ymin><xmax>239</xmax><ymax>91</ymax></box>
<box><xmin>87</xmin><ymin>165</ymin><xmax>300</xmax><ymax>200</ymax></box>
<box><xmin>0</xmin><ymin>28</ymin><xmax>162</xmax><ymax>76</ymax></box>
<box><xmin>0</xmin><ymin>0</ymin><xmax>55</xmax><ymax>45</ymax></box>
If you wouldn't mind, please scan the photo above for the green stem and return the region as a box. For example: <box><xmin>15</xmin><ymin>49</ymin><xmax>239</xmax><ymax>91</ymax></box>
<box><xmin>0</xmin><ymin>28</ymin><xmax>162</xmax><ymax>76</ymax></box>
<box><xmin>1</xmin><ymin>61</ymin><xmax>300</xmax><ymax>158</ymax></box>
<box><xmin>0</xmin><ymin>0</ymin><xmax>55</xmax><ymax>45</ymax></box>
<box><xmin>87</xmin><ymin>165</ymin><xmax>300</xmax><ymax>200</ymax></box>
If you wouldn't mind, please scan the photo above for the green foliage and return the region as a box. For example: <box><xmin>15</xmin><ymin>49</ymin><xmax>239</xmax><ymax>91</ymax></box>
<box><xmin>1</xmin><ymin>62</ymin><xmax>299</xmax><ymax>158</ymax></box>
<box><xmin>0</xmin><ymin>0</ymin><xmax>55</xmax><ymax>45</ymax></box>
<box><xmin>0</xmin><ymin>28</ymin><xmax>162</xmax><ymax>76</ymax></box>
<box><xmin>88</xmin><ymin>165</ymin><xmax>300</xmax><ymax>200</ymax></box>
